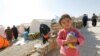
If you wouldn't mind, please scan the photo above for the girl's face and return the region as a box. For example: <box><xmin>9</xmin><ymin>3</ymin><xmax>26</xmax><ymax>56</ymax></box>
<box><xmin>61</xmin><ymin>18</ymin><xmax>72</xmax><ymax>29</ymax></box>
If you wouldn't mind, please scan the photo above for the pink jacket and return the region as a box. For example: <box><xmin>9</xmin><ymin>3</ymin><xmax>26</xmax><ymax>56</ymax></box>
<box><xmin>56</xmin><ymin>28</ymin><xmax>84</xmax><ymax>56</ymax></box>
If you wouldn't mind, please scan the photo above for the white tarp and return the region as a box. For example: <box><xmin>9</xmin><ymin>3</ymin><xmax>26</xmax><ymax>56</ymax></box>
<box><xmin>30</xmin><ymin>19</ymin><xmax>51</xmax><ymax>33</ymax></box>
<box><xmin>18</xmin><ymin>25</ymin><xmax>25</xmax><ymax>36</ymax></box>
<box><xmin>0</xmin><ymin>25</ymin><xmax>6</xmax><ymax>38</ymax></box>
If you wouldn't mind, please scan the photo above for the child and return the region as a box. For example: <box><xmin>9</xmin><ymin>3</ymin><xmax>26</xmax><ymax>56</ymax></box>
<box><xmin>56</xmin><ymin>14</ymin><xmax>84</xmax><ymax>56</ymax></box>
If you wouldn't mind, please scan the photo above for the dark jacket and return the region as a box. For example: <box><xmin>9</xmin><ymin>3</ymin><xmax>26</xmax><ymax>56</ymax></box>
<box><xmin>83</xmin><ymin>15</ymin><xmax>88</xmax><ymax>21</ymax></box>
<box><xmin>92</xmin><ymin>15</ymin><xmax>98</xmax><ymax>21</ymax></box>
<box><xmin>12</xmin><ymin>27</ymin><xmax>18</xmax><ymax>36</ymax></box>
<box><xmin>40</xmin><ymin>24</ymin><xmax>50</xmax><ymax>35</ymax></box>
<box><xmin>5</xmin><ymin>29</ymin><xmax>13</xmax><ymax>40</ymax></box>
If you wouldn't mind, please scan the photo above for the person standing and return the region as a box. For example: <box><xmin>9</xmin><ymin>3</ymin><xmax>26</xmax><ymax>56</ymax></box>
<box><xmin>5</xmin><ymin>26</ymin><xmax>13</xmax><ymax>45</ymax></box>
<box><xmin>82</xmin><ymin>14</ymin><xmax>88</xmax><ymax>27</ymax></box>
<box><xmin>91</xmin><ymin>13</ymin><xmax>98</xmax><ymax>27</ymax></box>
<box><xmin>12</xmin><ymin>25</ymin><xmax>19</xmax><ymax>41</ymax></box>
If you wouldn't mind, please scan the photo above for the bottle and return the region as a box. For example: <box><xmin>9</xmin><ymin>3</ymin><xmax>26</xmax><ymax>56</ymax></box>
<box><xmin>67</xmin><ymin>31</ymin><xmax>76</xmax><ymax>48</ymax></box>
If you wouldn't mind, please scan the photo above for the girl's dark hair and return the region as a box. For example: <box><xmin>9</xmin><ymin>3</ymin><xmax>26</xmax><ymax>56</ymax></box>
<box><xmin>59</xmin><ymin>14</ymin><xmax>72</xmax><ymax>25</ymax></box>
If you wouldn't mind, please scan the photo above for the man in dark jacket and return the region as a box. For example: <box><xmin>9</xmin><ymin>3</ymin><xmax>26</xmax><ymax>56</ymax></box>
<box><xmin>82</xmin><ymin>14</ymin><xmax>88</xmax><ymax>27</ymax></box>
<box><xmin>12</xmin><ymin>25</ymin><xmax>18</xmax><ymax>41</ymax></box>
<box><xmin>91</xmin><ymin>13</ymin><xmax>98</xmax><ymax>27</ymax></box>
<box><xmin>40</xmin><ymin>24</ymin><xmax>50</xmax><ymax>44</ymax></box>
<box><xmin>5</xmin><ymin>26</ymin><xmax>13</xmax><ymax>44</ymax></box>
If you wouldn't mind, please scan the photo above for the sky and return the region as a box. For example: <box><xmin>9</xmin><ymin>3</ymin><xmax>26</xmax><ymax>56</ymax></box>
<box><xmin>0</xmin><ymin>0</ymin><xmax>100</xmax><ymax>27</ymax></box>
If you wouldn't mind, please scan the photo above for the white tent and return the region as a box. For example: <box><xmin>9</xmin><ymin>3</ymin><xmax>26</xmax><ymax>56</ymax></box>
<box><xmin>0</xmin><ymin>25</ymin><xmax>6</xmax><ymax>38</ymax></box>
<box><xmin>30</xmin><ymin>19</ymin><xmax>51</xmax><ymax>33</ymax></box>
<box><xmin>18</xmin><ymin>25</ymin><xmax>25</xmax><ymax>36</ymax></box>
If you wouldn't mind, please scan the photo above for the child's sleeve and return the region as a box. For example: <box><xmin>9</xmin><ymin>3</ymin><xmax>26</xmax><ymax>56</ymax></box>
<box><xmin>76</xmin><ymin>29</ymin><xmax>85</xmax><ymax>45</ymax></box>
<box><xmin>56</xmin><ymin>30</ymin><xmax>66</xmax><ymax>46</ymax></box>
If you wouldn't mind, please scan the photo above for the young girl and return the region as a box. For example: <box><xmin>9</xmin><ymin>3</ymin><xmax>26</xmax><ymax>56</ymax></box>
<box><xmin>56</xmin><ymin>14</ymin><xmax>84</xmax><ymax>56</ymax></box>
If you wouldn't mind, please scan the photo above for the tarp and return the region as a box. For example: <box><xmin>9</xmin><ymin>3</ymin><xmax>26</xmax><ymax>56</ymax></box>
<box><xmin>0</xmin><ymin>25</ymin><xmax>6</xmax><ymax>38</ymax></box>
<box><xmin>30</xmin><ymin>19</ymin><xmax>51</xmax><ymax>33</ymax></box>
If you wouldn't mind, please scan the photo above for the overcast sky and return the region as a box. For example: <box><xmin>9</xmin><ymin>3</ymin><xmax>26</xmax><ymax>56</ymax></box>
<box><xmin>0</xmin><ymin>0</ymin><xmax>100</xmax><ymax>27</ymax></box>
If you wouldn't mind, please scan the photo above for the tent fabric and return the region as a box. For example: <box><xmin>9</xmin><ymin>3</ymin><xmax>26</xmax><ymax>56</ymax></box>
<box><xmin>0</xmin><ymin>35</ymin><xmax>9</xmax><ymax>48</ymax></box>
<box><xmin>30</xmin><ymin>19</ymin><xmax>51</xmax><ymax>33</ymax></box>
<box><xmin>0</xmin><ymin>25</ymin><xmax>6</xmax><ymax>38</ymax></box>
